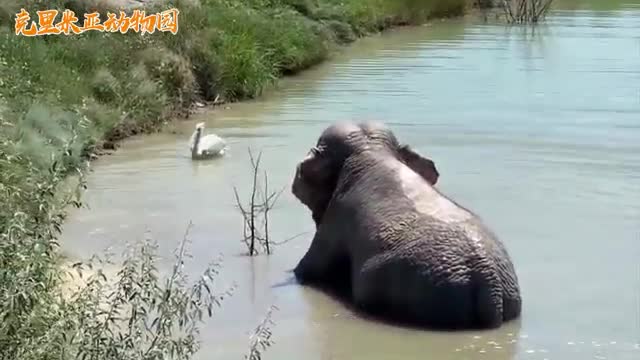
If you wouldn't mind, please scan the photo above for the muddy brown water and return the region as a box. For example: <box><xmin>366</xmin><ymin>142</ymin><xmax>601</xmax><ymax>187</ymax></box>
<box><xmin>61</xmin><ymin>1</ymin><xmax>640</xmax><ymax>359</ymax></box>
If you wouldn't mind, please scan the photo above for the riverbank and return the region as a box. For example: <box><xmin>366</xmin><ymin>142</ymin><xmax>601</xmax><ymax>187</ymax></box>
<box><xmin>0</xmin><ymin>0</ymin><xmax>484</xmax><ymax>357</ymax></box>
<box><xmin>1</xmin><ymin>0</ymin><xmax>474</xmax><ymax>153</ymax></box>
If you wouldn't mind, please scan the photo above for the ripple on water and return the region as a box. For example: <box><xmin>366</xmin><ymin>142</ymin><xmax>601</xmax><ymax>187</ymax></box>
<box><xmin>450</xmin><ymin>329</ymin><xmax>640</xmax><ymax>359</ymax></box>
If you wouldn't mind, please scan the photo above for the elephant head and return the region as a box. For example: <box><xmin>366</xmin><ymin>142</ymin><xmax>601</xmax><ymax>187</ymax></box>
<box><xmin>291</xmin><ymin>121</ymin><xmax>440</xmax><ymax>225</ymax></box>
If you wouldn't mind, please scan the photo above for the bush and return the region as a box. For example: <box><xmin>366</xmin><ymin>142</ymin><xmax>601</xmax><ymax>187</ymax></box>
<box><xmin>138</xmin><ymin>47</ymin><xmax>199</xmax><ymax>110</ymax></box>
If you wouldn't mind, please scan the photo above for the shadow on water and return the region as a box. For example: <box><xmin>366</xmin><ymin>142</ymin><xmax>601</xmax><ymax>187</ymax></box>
<box><xmin>271</xmin><ymin>262</ymin><xmax>525</xmax><ymax>353</ymax></box>
<box><xmin>297</xmin><ymin>286</ymin><xmax>523</xmax><ymax>360</ymax></box>
<box><xmin>312</xmin><ymin>282</ymin><xmax>525</xmax><ymax>333</ymax></box>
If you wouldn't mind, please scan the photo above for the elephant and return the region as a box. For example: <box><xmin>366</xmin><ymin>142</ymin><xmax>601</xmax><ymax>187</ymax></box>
<box><xmin>290</xmin><ymin>121</ymin><xmax>522</xmax><ymax>330</ymax></box>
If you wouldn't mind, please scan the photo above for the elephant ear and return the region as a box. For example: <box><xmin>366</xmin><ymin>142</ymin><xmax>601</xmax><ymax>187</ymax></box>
<box><xmin>398</xmin><ymin>145</ymin><xmax>439</xmax><ymax>185</ymax></box>
<box><xmin>292</xmin><ymin>147</ymin><xmax>339</xmax><ymax>225</ymax></box>
<box><xmin>298</xmin><ymin>147</ymin><xmax>333</xmax><ymax>185</ymax></box>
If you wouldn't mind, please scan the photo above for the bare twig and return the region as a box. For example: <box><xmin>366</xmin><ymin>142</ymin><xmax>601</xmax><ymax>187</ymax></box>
<box><xmin>502</xmin><ymin>0</ymin><xmax>514</xmax><ymax>20</ymax></box>
<box><xmin>270</xmin><ymin>231</ymin><xmax>311</xmax><ymax>246</ymax></box>
<box><xmin>263</xmin><ymin>170</ymin><xmax>270</xmax><ymax>254</ymax></box>
<box><xmin>501</xmin><ymin>0</ymin><xmax>553</xmax><ymax>23</ymax></box>
<box><xmin>249</xmin><ymin>150</ymin><xmax>261</xmax><ymax>255</ymax></box>
<box><xmin>233</xmin><ymin>148</ymin><xmax>285</xmax><ymax>256</ymax></box>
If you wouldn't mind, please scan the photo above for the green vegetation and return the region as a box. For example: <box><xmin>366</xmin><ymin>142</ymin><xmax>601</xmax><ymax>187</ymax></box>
<box><xmin>0</xmin><ymin>0</ymin><xmax>484</xmax><ymax>358</ymax></box>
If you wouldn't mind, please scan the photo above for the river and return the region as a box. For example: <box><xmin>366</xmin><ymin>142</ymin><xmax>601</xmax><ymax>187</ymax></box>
<box><xmin>60</xmin><ymin>1</ymin><xmax>640</xmax><ymax>359</ymax></box>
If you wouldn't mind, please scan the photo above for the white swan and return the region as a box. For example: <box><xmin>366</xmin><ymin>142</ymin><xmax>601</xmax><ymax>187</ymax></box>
<box><xmin>189</xmin><ymin>122</ymin><xmax>227</xmax><ymax>159</ymax></box>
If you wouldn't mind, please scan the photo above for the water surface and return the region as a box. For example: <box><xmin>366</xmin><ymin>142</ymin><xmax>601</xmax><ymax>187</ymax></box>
<box><xmin>61</xmin><ymin>2</ymin><xmax>640</xmax><ymax>359</ymax></box>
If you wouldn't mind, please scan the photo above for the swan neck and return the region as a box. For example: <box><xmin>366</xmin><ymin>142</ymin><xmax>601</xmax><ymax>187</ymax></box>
<box><xmin>192</xmin><ymin>130</ymin><xmax>201</xmax><ymax>157</ymax></box>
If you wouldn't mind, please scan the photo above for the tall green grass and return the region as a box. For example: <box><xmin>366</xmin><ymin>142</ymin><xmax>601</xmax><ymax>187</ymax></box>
<box><xmin>0</xmin><ymin>0</ymin><xmax>481</xmax><ymax>358</ymax></box>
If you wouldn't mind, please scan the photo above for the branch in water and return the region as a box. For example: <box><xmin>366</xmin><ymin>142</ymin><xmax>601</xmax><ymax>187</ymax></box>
<box><xmin>501</xmin><ymin>0</ymin><xmax>554</xmax><ymax>23</ymax></box>
<box><xmin>233</xmin><ymin>147</ymin><xmax>287</xmax><ymax>256</ymax></box>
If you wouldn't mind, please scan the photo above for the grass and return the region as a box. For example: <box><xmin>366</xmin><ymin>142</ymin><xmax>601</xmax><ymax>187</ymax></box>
<box><xmin>0</xmin><ymin>0</ymin><xmax>485</xmax><ymax>358</ymax></box>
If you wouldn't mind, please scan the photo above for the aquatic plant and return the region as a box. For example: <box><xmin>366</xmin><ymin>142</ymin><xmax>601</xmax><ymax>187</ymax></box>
<box><xmin>0</xmin><ymin>154</ymin><xmax>233</xmax><ymax>359</ymax></box>
<box><xmin>245</xmin><ymin>305</ymin><xmax>279</xmax><ymax>360</ymax></box>
<box><xmin>60</xmin><ymin>223</ymin><xmax>235</xmax><ymax>360</ymax></box>
<box><xmin>501</xmin><ymin>0</ymin><xmax>554</xmax><ymax>23</ymax></box>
